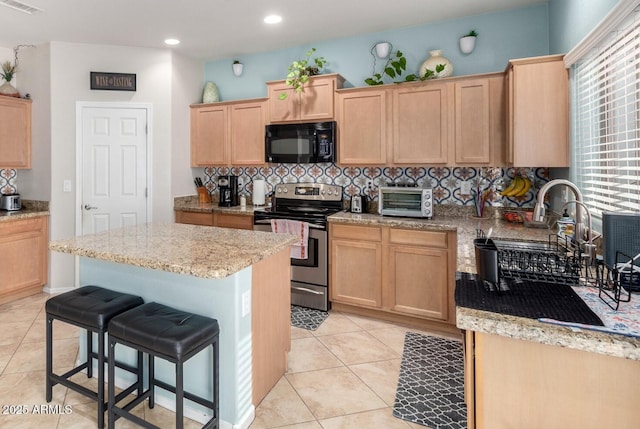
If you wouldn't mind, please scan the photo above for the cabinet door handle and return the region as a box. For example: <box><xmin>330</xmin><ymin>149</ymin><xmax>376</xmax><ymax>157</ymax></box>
<box><xmin>83</xmin><ymin>204</ymin><xmax>98</xmax><ymax>210</ymax></box>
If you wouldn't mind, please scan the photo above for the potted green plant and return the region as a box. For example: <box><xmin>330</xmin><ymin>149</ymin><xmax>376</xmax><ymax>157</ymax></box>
<box><xmin>0</xmin><ymin>60</ymin><xmax>19</xmax><ymax>97</ymax></box>
<box><xmin>232</xmin><ymin>60</ymin><xmax>244</xmax><ymax>76</ymax></box>
<box><xmin>279</xmin><ymin>48</ymin><xmax>326</xmax><ymax>99</ymax></box>
<box><xmin>364</xmin><ymin>50</ymin><xmax>445</xmax><ymax>85</ymax></box>
<box><xmin>460</xmin><ymin>30</ymin><xmax>478</xmax><ymax>54</ymax></box>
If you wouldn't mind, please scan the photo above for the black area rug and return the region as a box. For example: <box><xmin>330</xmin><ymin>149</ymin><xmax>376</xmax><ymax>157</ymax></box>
<box><xmin>290</xmin><ymin>305</ymin><xmax>328</xmax><ymax>331</ymax></box>
<box><xmin>392</xmin><ymin>332</ymin><xmax>466</xmax><ymax>429</ymax></box>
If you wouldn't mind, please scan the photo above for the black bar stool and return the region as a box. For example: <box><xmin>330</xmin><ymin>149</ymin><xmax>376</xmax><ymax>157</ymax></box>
<box><xmin>46</xmin><ymin>285</ymin><xmax>145</xmax><ymax>428</ymax></box>
<box><xmin>107</xmin><ymin>302</ymin><xmax>219</xmax><ymax>429</ymax></box>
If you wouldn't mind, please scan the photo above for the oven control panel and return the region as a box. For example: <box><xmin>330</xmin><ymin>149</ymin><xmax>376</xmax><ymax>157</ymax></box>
<box><xmin>274</xmin><ymin>183</ymin><xmax>343</xmax><ymax>201</ymax></box>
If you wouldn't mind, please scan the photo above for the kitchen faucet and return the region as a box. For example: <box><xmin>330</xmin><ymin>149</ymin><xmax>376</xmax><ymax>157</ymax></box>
<box><xmin>562</xmin><ymin>200</ymin><xmax>596</xmax><ymax>265</ymax></box>
<box><xmin>533</xmin><ymin>179</ymin><xmax>596</xmax><ymax>264</ymax></box>
<box><xmin>533</xmin><ymin>179</ymin><xmax>585</xmax><ymax>236</ymax></box>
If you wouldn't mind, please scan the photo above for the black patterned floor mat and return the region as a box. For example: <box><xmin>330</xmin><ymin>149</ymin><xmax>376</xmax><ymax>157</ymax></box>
<box><xmin>290</xmin><ymin>305</ymin><xmax>329</xmax><ymax>331</ymax></box>
<box><xmin>392</xmin><ymin>332</ymin><xmax>466</xmax><ymax>429</ymax></box>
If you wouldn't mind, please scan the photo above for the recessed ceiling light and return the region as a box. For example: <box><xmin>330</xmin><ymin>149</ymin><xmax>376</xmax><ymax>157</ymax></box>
<box><xmin>264</xmin><ymin>15</ymin><xmax>282</xmax><ymax>24</ymax></box>
<box><xmin>164</xmin><ymin>38</ymin><xmax>180</xmax><ymax>46</ymax></box>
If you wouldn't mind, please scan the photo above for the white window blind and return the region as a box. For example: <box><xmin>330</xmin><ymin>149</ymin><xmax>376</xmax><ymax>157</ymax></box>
<box><xmin>571</xmin><ymin>7</ymin><xmax>640</xmax><ymax>219</ymax></box>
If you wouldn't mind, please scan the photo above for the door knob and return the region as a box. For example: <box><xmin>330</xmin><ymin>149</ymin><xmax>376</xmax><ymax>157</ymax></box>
<box><xmin>83</xmin><ymin>204</ymin><xmax>98</xmax><ymax>210</ymax></box>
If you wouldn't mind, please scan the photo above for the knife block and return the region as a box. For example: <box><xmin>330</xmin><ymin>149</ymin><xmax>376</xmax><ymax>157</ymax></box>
<box><xmin>197</xmin><ymin>187</ymin><xmax>211</xmax><ymax>204</ymax></box>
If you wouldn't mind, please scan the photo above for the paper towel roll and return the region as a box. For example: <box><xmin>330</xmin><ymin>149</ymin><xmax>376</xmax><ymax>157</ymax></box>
<box><xmin>253</xmin><ymin>179</ymin><xmax>266</xmax><ymax>206</ymax></box>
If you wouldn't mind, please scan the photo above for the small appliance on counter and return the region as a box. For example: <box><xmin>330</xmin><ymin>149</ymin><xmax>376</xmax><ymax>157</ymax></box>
<box><xmin>0</xmin><ymin>193</ymin><xmax>21</xmax><ymax>211</ymax></box>
<box><xmin>218</xmin><ymin>175</ymin><xmax>239</xmax><ymax>207</ymax></box>
<box><xmin>350</xmin><ymin>195</ymin><xmax>366</xmax><ymax>213</ymax></box>
<box><xmin>378</xmin><ymin>184</ymin><xmax>433</xmax><ymax>218</ymax></box>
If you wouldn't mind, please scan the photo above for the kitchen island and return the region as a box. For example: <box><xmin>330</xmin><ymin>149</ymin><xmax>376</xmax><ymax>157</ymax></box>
<box><xmin>49</xmin><ymin>222</ymin><xmax>297</xmax><ymax>428</ymax></box>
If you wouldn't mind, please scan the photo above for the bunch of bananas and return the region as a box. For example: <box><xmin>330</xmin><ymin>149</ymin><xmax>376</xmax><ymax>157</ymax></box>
<box><xmin>500</xmin><ymin>175</ymin><xmax>532</xmax><ymax>198</ymax></box>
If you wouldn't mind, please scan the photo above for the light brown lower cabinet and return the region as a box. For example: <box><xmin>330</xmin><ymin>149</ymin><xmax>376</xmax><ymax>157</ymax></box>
<box><xmin>174</xmin><ymin>210</ymin><xmax>253</xmax><ymax>230</ymax></box>
<box><xmin>465</xmin><ymin>331</ymin><xmax>640</xmax><ymax>429</ymax></box>
<box><xmin>329</xmin><ymin>223</ymin><xmax>456</xmax><ymax>328</ymax></box>
<box><xmin>0</xmin><ymin>216</ymin><xmax>48</xmax><ymax>304</ymax></box>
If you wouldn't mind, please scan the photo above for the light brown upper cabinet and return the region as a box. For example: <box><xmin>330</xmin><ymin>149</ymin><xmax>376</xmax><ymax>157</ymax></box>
<box><xmin>392</xmin><ymin>82</ymin><xmax>449</xmax><ymax>164</ymax></box>
<box><xmin>451</xmin><ymin>75</ymin><xmax>505</xmax><ymax>166</ymax></box>
<box><xmin>190</xmin><ymin>98</ymin><xmax>267</xmax><ymax>167</ymax></box>
<box><xmin>336</xmin><ymin>87</ymin><xmax>388</xmax><ymax>165</ymax></box>
<box><xmin>0</xmin><ymin>96</ymin><xmax>32</xmax><ymax>169</ymax></box>
<box><xmin>336</xmin><ymin>74</ymin><xmax>504</xmax><ymax>167</ymax></box>
<box><xmin>506</xmin><ymin>54</ymin><xmax>569</xmax><ymax>167</ymax></box>
<box><xmin>266</xmin><ymin>74</ymin><xmax>344</xmax><ymax>123</ymax></box>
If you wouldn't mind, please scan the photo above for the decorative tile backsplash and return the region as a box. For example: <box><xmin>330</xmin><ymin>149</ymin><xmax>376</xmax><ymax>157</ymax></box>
<box><xmin>0</xmin><ymin>169</ymin><xmax>18</xmax><ymax>194</ymax></box>
<box><xmin>202</xmin><ymin>164</ymin><xmax>549</xmax><ymax>208</ymax></box>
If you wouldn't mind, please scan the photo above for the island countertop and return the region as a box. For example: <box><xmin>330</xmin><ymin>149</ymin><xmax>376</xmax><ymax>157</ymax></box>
<box><xmin>49</xmin><ymin>222</ymin><xmax>297</xmax><ymax>279</ymax></box>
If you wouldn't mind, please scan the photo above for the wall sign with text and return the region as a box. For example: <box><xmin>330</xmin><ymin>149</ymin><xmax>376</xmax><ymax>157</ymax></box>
<box><xmin>90</xmin><ymin>72</ymin><xmax>137</xmax><ymax>91</ymax></box>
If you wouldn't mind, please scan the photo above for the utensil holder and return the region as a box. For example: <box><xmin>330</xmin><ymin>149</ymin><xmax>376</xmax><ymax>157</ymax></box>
<box><xmin>474</xmin><ymin>238</ymin><xmax>500</xmax><ymax>286</ymax></box>
<box><xmin>197</xmin><ymin>187</ymin><xmax>211</xmax><ymax>204</ymax></box>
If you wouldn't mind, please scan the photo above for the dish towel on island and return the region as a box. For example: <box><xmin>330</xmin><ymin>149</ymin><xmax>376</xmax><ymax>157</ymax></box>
<box><xmin>270</xmin><ymin>219</ymin><xmax>309</xmax><ymax>259</ymax></box>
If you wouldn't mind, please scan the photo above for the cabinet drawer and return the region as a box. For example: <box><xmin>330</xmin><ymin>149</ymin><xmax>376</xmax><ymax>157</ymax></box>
<box><xmin>175</xmin><ymin>211</ymin><xmax>215</xmax><ymax>226</ymax></box>
<box><xmin>0</xmin><ymin>216</ymin><xmax>46</xmax><ymax>237</ymax></box>
<box><xmin>215</xmin><ymin>213</ymin><xmax>253</xmax><ymax>230</ymax></box>
<box><xmin>331</xmin><ymin>224</ymin><xmax>381</xmax><ymax>241</ymax></box>
<box><xmin>389</xmin><ymin>228</ymin><xmax>447</xmax><ymax>248</ymax></box>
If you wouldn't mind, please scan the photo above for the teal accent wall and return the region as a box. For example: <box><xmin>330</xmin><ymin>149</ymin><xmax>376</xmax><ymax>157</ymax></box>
<box><xmin>548</xmin><ymin>0</ymin><xmax>619</xmax><ymax>54</ymax></box>
<box><xmin>204</xmin><ymin>4</ymin><xmax>549</xmax><ymax>101</ymax></box>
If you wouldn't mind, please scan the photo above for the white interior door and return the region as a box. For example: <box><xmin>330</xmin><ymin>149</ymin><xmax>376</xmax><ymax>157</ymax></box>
<box><xmin>81</xmin><ymin>106</ymin><xmax>148</xmax><ymax>234</ymax></box>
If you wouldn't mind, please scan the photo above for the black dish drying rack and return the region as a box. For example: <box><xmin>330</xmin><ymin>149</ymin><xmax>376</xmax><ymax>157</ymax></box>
<box><xmin>474</xmin><ymin>229</ymin><xmax>638</xmax><ymax>310</ymax></box>
<box><xmin>474</xmin><ymin>229</ymin><xmax>583</xmax><ymax>288</ymax></box>
<box><xmin>593</xmin><ymin>250</ymin><xmax>639</xmax><ymax>310</ymax></box>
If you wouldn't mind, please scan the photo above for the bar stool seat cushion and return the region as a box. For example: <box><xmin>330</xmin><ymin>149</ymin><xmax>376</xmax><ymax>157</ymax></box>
<box><xmin>109</xmin><ymin>302</ymin><xmax>220</xmax><ymax>360</ymax></box>
<box><xmin>46</xmin><ymin>286</ymin><xmax>144</xmax><ymax>330</ymax></box>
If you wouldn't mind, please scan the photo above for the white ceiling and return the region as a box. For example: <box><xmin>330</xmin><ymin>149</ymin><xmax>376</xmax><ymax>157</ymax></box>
<box><xmin>0</xmin><ymin>0</ymin><xmax>545</xmax><ymax>61</ymax></box>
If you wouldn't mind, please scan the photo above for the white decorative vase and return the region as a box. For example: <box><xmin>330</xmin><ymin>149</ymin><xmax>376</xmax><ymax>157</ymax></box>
<box><xmin>202</xmin><ymin>81</ymin><xmax>220</xmax><ymax>103</ymax></box>
<box><xmin>419</xmin><ymin>50</ymin><xmax>453</xmax><ymax>79</ymax></box>
<box><xmin>0</xmin><ymin>81</ymin><xmax>19</xmax><ymax>98</ymax></box>
<box><xmin>459</xmin><ymin>36</ymin><xmax>477</xmax><ymax>54</ymax></box>
<box><xmin>232</xmin><ymin>63</ymin><xmax>243</xmax><ymax>77</ymax></box>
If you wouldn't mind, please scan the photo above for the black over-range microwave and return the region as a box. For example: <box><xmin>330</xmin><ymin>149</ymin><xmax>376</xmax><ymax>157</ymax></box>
<box><xmin>265</xmin><ymin>121</ymin><xmax>336</xmax><ymax>163</ymax></box>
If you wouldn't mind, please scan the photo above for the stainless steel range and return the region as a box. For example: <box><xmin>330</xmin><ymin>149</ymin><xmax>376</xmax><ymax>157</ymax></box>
<box><xmin>253</xmin><ymin>183</ymin><xmax>343</xmax><ymax>311</ymax></box>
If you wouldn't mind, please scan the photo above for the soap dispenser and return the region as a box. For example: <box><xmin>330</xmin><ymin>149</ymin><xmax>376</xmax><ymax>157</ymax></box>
<box><xmin>557</xmin><ymin>209</ymin><xmax>575</xmax><ymax>241</ymax></box>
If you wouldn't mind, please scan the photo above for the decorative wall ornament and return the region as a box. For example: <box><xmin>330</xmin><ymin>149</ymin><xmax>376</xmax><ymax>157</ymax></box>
<box><xmin>459</xmin><ymin>30</ymin><xmax>478</xmax><ymax>54</ymax></box>
<box><xmin>232</xmin><ymin>60</ymin><xmax>244</xmax><ymax>77</ymax></box>
<box><xmin>373</xmin><ymin>42</ymin><xmax>391</xmax><ymax>59</ymax></box>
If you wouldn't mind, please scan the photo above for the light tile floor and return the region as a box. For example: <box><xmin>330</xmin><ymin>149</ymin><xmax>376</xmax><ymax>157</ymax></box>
<box><xmin>0</xmin><ymin>293</ymin><xmax>461</xmax><ymax>428</ymax></box>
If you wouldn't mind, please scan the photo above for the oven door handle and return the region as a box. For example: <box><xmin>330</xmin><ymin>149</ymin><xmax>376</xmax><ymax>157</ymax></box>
<box><xmin>291</xmin><ymin>286</ymin><xmax>324</xmax><ymax>295</ymax></box>
<box><xmin>254</xmin><ymin>219</ymin><xmax>325</xmax><ymax>230</ymax></box>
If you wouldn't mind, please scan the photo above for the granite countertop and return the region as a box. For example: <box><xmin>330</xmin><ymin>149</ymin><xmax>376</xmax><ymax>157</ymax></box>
<box><xmin>49</xmin><ymin>222</ymin><xmax>297</xmax><ymax>279</ymax></box>
<box><xmin>457</xmin><ymin>305</ymin><xmax>640</xmax><ymax>360</ymax></box>
<box><xmin>0</xmin><ymin>200</ymin><xmax>50</xmax><ymax>222</ymax></box>
<box><xmin>328</xmin><ymin>210</ymin><xmax>552</xmax><ymax>272</ymax></box>
<box><xmin>174</xmin><ymin>195</ymin><xmax>258</xmax><ymax>215</ymax></box>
